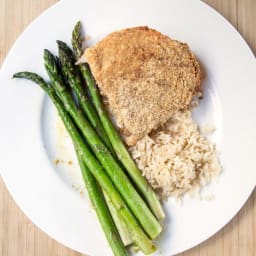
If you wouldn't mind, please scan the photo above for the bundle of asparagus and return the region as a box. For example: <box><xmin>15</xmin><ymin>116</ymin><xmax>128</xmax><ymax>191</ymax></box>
<box><xmin>13</xmin><ymin>22</ymin><xmax>165</xmax><ymax>256</ymax></box>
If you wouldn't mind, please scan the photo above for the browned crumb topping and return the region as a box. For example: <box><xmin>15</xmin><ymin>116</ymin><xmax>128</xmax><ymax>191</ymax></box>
<box><xmin>85</xmin><ymin>26</ymin><xmax>201</xmax><ymax>145</ymax></box>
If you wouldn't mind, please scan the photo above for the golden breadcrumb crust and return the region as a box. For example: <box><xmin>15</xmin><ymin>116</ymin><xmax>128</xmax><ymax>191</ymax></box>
<box><xmin>85</xmin><ymin>26</ymin><xmax>201</xmax><ymax>145</ymax></box>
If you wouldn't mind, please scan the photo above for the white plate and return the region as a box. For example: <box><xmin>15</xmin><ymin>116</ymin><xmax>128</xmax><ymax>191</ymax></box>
<box><xmin>0</xmin><ymin>0</ymin><xmax>256</xmax><ymax>255</ymax></box>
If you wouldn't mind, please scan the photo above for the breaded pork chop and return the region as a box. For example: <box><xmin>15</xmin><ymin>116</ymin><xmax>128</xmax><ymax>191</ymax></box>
<box><xmin>85</xmin><ymin>26</ymin><xmax>201</xmax><ymax>145</ymax></box>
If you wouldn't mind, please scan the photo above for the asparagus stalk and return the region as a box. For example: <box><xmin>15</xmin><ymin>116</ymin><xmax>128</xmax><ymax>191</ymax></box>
<box><xmin>13</xmin><ymin>72</ymin><xmax>156</xmax><ymax>254</ymax></box>
<box><xmin>44</xmin><ymin>49</ymin><xmax>162</xmax><ymax>239</ymax></box>
<box><xmin>72</xmin><ymin>21</ymin><xmax>165</xmax><ymax>220</ymax></box>
<box><xmin>103</xmin><ymin>190</ymin><xmax>133</xmax><ymax>247</ymax></box>
<box><xmin>76</xmin><ymin>147</ymin><xmax>129</xmax><ymax>256</ymax></box>
<box><xmin>56</xmin><ymin>40</ymin><xmax>114</xmax><ymax>155</ymax></box>
<box><xmin>13</xmin><ymin>72</ymin><xmax>128</xmax><ymax>256</ymax></box>
<box><xmin>56</xmin><ymin>44</ymin><xmax>132</xmax><ymax>245</ymax></box>
<box><xmin>78</xmin><ymin>145</ymin><xmax>133</xmax><ymax>248</ymax></box>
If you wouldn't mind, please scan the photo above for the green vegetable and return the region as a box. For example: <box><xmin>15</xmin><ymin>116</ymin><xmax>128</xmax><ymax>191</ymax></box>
<box><xmin>72</xmin><ymin>21</ymin><xmax>165</xmax><ymax>220</ymax></box>
<box><xmin>13</xmin><ymin>72</ymin><xmax>156</xmax><ymax>254</ymax></box>
<box><xmin>43</xmin><ymin>50</ymin><xmax>162</xmax><ymax>239</ymax></box>
<box><xmin>56</xmin><ymin>42</ymin><xmax>132</xmax><ymax>247</ymax></box>
<box><xmin>103</xmin><ymin>190</ymin><xmax>133</xmax><ymax>247</ymax></box>
<box><xmin>76</xmin><ymin>147</ymin><xmax>128</xmax><ymax>256</ymax></box>
<box><xmin>13</xmin><ymin>72</ymin><xmax>127</xmax><ymax>256</ymax></box>
<box><xmin>57</xmin><ymin>39</ymin><xmax>114</xmax><ymax>154</ymax></box>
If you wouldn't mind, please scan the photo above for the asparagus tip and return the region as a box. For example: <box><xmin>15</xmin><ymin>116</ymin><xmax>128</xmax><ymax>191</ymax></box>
<box><xmin>43</xmin><ymin>49</ymin><xmax>56</xmax><ymax>60</ymax></box>
<box><xmin>12</xmin><ymin>71</ymin><xmax>49</xmax><ymax>92</ymax></box>
<box><xmin>13</xmin><ymin>71</ymin><xmax>28</xmax><ymax>79</ymax></box>
<box><xmin>43</xmin><ymin>49</ymin><xmax>53</xmax><ymax>61</ymax></box>
<box><xmin>72</xmin><ymin>21</ymin><xmax>84</xmax><ymax>59</ymax></box>
<box><xmin>73</xmin><ymin>21</ymin><xmax>82</xmax><ymax>33</ymax></box>
<box><xmin>57</xmin><ymin>40</ymin><xmax>68</xmax><ymax>49</ymax></box>
<box><xmin>56</xmin><ymin>39</ymin><xmax>62</xmax><ymax>46</ymax></box>
<box><xmin>43</xmin><ymin>48</ymin><xmax>50</xmax><ymax>54</ymax></box>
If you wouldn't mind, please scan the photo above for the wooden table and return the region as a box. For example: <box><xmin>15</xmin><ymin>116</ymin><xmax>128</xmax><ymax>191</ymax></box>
<box><xmin>0</xmin><ymin>0</ymin><xmax>255</xmax><ymax>255</ymax></box>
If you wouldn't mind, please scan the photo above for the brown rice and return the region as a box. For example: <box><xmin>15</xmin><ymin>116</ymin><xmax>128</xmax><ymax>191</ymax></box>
<box><xmin>129</xmin><ymin>111</ymin><xmax>221</xmax><ymax>199</ymax></box>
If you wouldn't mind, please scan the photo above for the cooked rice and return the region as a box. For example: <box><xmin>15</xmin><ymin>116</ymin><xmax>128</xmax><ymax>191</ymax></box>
<box><xmin>129</xmin><ymin>111</ymin><xmax>221</xmax><ymax>199</ymax></box>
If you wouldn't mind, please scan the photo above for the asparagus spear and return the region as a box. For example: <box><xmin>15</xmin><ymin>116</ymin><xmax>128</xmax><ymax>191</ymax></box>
<box><xmin>13</xmin><ymin>72</ymin><xmax>128</xmax><ymax>256</ymax></box>
<box><xmin>44</xmin><ymin>49</ymin><xmax>162</xmax><ymax>239</ymax></box>
<box><xmin>103</xmin><ymin>190</ymin><xmax>133</xmax><ymax>247</ymax></box>
<box><xmin>76</xmin><ymin>147</ymin><xmax>129</xmax><ymax>256</ymax></box>
<box><xmin>13</xmin><ymin>72</ymin><xmax>156</xmax><ymax>254</ymax></box>
<box><xmin>56</xmin><ymin>41</ymin><xmax>133</xmax><ymax>246</ymax></box>
<box><xmin>56</xmin><ymin>40</ymin><xmax>114</xmax><ymax>155</ymax></box>
<box><xmin>72</xmin><ymin>21</ymin><xmax>165</xmax><ymax>220</ymax></box>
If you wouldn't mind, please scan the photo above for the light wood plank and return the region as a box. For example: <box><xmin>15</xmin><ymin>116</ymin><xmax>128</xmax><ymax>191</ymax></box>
<box><xmin>223</xmin><ymin>216</ymin><xmax>239</xmax><ymax>256</ymax></box>
<box><xmin>237</xmin><ymin>0</ymin><xmax>256</xmax><ymax>55</ymax></box>
<box><xmin>237</xmin><ymin>189</ymin><xmax>255</xmax><ymax>256</ymax></box>
<box><xmin>203</xmin><ymin>0</ymin><xmax>237</xmax><ymax>28</ymax></box>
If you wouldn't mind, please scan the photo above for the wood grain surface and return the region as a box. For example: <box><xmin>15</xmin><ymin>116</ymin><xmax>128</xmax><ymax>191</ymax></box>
<box><xmin>0</xmin><ymin>0</ymin><xmax>255</xmax><ymax>255</ymax></box>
